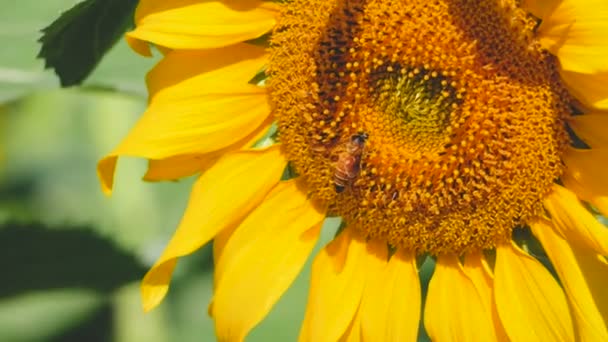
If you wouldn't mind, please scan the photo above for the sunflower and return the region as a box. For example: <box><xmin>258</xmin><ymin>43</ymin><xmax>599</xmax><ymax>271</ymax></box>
<box><xmin>98</xmin><ymin>0</ymin><xmax>608</xmax><ymax>340</ymax></box>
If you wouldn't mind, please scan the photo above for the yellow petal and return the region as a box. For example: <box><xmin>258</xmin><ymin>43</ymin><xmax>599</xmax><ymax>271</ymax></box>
<box><xmin>360</xmin><ymin>249</ymin><xmax>420</xmax><ymax>342</ymax></box>
<box><xmin>211</xmin><ymin>180</ymin><xmax>324</xmax><ymax>342</ymax></box>
<box><xmin>494</xmin><ymin>241</ymin><xmax>574</xmax><ymax>341</ymax></box>
<box><xmin>561</xmin><ymin>177</ymin><xmax>608</xmax><ymax>219</ymax></box>
<box><xmin>143</xmin><ymin>121</ymin><xmax>273</xmax><ymax>182</ymax></box>
<box><xmin>522</xmin><ymin>0</ymin><xmax>561</xmax><ymax>20</ymax></box>
<box><xmin>424</xmin><ymin>254</ymin><xmax>498</xmax><ymax>341</ymax></box>
<box><xmin>463</xmin><ymin>253</ymin><xmax>509</xmax><ymax>341</ymax></box>
<box><xmin>140</xmin><ymin>145</ymin><xmax>286</xmax><ymax>312</ymax></box>
<box><xmin>538</xmin><ymin>0</ymin><xmax>608</xmax><ymax>74</ymax></box>
<box><xmin>206</xmin><ymin>221</ymin><xmax>241</xmax><ymax>318</ymax></box>
<box><xmin>358</xmin><ymin>240</ymin><xmax>388</xmax><ymax>339</ymax></box>
<box><xmin>146</xmin><ymin>44</ymin><xmax>267</xmax><ymax>102</ymax></box>
<box><xmin>125</xmin><ymin>34</ymin><xmax>152</xmax><ymax>57</ymax></box>
<box><xmin>562</xmin><ymin>147</ymin><xmax>608</xmax><ymax>215</ymax></box>
<box><xmin>143</xmin><ymin>154</ymin><xmax>217</xmax><ymax>181</ymax></box>
<box><xmin>339</xmin><ymin>307</ymin><xmax>362</xmax><ymax>342</ymax></box>
<box><xmin>298</xmin><ymin>229</ymin><xmax>368</xmax><ymax>342</ymax></box>
<box><xmin>298</xmin><ymin>302</ymin><xmax>313</xmax><ymax>342</ymax></box>
<box><xmin>127</xmin><ymin>0</ymin><xmax>279</xmax><ymax>51</ymax></box>
<box><xmin>559</xmin><ymin>70</ymin><xmax>608</xmax><ymax>110</ymax></box>
<box><xmin>544</xmin><ymin>184</ymin><xmax>608</xmax><ymax>256</ymax></box>
<box><xmin>570</xmin><ymin>114</ymin><xmax>608</xmax><ymax>149</ymax></box>
<box><xmin>532</xmin><ymin>220</ymin><xmax>608</xmax><ymax>341</ymax></box>
<box><xmin>97</xmin><ymin>44</ymin><xmax>270</xmax><ymax>194</ymax></box>
<box><xmin>208</xmin><ymin>122</ymin><xmax>279</xmax><ymax>289</ymax></box>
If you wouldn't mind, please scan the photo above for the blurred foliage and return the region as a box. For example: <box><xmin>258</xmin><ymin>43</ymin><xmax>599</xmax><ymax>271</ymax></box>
<box><xmin>0</xmin><ymin>1</ymin><xmax>64</xmax><ymax>102</ymax></box>
<box><xmin>0</xmin><ymin>222</ymin><xmax>146</xmax><ymax>298</ymax></box>
<box><xmin>0</xmin><ymin>288</ymin><xmax>107</xmax><ymax>341</ymax></box>
<box><xmin>0</xmin><ymin>0</ymin><xmax>151</xmax><ymax>102</ymax></box>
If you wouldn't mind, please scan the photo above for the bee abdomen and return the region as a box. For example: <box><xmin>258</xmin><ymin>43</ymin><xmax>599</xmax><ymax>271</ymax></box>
<box><xmin>333</xmin><ymin>168</ymin><xmax>353</xmax><ymax>193</ymax></box>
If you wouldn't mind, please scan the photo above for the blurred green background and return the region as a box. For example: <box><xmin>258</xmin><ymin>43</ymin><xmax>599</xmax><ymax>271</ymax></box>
<box><xmin>0</xmin><ymin>1</ymin><xmax>434</xmax><ymax>341</ymax></box>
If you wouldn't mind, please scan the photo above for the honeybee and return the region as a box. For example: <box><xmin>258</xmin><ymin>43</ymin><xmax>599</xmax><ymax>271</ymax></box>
<box><xmin>334</xmin><ymin>132</ymin><xmax>368</xmax><ymax>193</ymax></box>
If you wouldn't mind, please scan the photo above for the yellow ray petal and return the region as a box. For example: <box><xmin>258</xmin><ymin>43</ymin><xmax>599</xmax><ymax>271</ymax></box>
<box><xmin>143</xmin><ymin>121</ymin><xmax>273</xmax><ymax>182</ymax></box>
<box><xmin>562</xmin><ymin>147</ymin><xmax>608</xmax><ymax>215</ymax></box>
<box><xmin>127</xmin><ymin>0</ymin><xmax>279</xmax><ymax>52</ymax></box>
<box><xmin>532</xmin><ymin>220</ymin><xmax>608</xmax><ymax>341</ymax></box>
<box><xmin>494</xmin><ymin>241</ymin><xmax>574</xmax><ymax>341</ymax></box>
<box><xmin>97</xmin><ymin>44</ymin><xmax>270</xmax><ymax>194</ymax></box>
<box><xmin>544</xmin><ymin>184</ymin><xmax>608</xmax><ymax>256</ymax></box>
<box><xmin>559</xmin><ymin>69</ymin><xmax>608</xmax><ymax>110</ymax></box>
<box><xmin>360</xmin><ymin>249</ymin><xmax>420</xmax><ymax>342</ymax></box>
<box><xmin>561</xmin><ymin>175</ymin><xmax>608</xmax><ymax>219</ymax></box>
<box><xmin>125</xmin><ymin>34</ymin><xmax>152</xmax><ymax>57</ymax></box>
<box><xmin>98</xmin><ymin>91</ymin><xmax>269</xmax><ymax>193</ymax></box>
<box><xmin>424</xmin><ymin>254</ymin><xmax>498</xmax><ymax>341</ymax></box>
<box><xmin>339</xmin><ymin>307</ymin><xmax>362</xmax><ymax>342</ymax></box>
<box><xmin>298</xmin><ymin>302</ymin><xmax>313</xmax><ymax>342</ymax></box>
<box><xmin>561</xmin><ymin>173</ymin><xmax>608</xmax><ymax>215</ymax></box>
<box><xmin>298</xmin><ymin>229</ymin><xmax>368</xmax><ymax>342</ymax></box>
<box><xmin>207</xmin><ymin>119</ymin><xmax>278</xmax><ymax>288</ymax></box>
<box><xmin>140</xmin><ymin>145</ymin><xmax>286</xmax><ymax>312</ymax></box>
<box><xmin>211</xmin><ymin>180</ymin><xmax>325</xmax><ymax>341</ymax></box>
<box><xmin>522</xmin><ymin>0</ymin><xmax>561</xmax><ymax>20</ymax></box>
<box><xmin>570</xmin><ymin>114</ymin><xmax>608</xmax><ymax>149</ymax></box>
<box><xmin>146</xmin><ymin>44</ymin><xmax>267</xmax><ymax>101</ymax></box>
<box><xmin>206</xmin><ymin>221</ymin><xmax>240</xmax><ymax>318</ymax></box>
<box><xmin>358</xmin><ymin>240</ymin><xmax>388</xmax><ymax>340</ymax></box>
<box><xmin>463</xmin><ymin>253</ymin><xmax>509</xmax><ymax>340</ymax></box>
<box><xmin>143</xmin><ymin>154</ymin><xmax>217</xmax><ymax>181</ymax></box>
<box><xmin>538</xmin><ymin>1</ymin><xmax>608</xmax><ymax>74</ymax></box>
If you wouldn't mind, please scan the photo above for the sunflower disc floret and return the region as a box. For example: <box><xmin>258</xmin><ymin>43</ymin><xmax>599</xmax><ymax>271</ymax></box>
<box><xmin>269</xmin><ymin>0</ymin><xmax>571</xmax><ymax>254</ymax></box>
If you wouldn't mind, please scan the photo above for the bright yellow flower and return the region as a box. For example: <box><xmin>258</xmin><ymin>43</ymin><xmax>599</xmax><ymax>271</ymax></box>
<box><xmin>99</xmin><ymin>0</ymin><xmax>608</xmax><ymax>341</ymax></box>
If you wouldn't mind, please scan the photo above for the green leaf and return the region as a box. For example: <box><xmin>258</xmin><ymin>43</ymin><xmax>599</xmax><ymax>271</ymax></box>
<box><xmin>50</xmin><ymin>301</ymin><xmax>113</xmax><ymax>342</ymax></box>
<box><xmin>37</xmin><ymin>0</ymin><xmax>138</xmax><ymax>87</ymax></box>
<box><xmin>0</xmin><ymin>222</ymin><xmax>147</xmax><ymax>297</ymax></box>
<box><xmin>0</xmin><ymin>289</ymin><xmax>105</xmax><ymax>342</ymax></box>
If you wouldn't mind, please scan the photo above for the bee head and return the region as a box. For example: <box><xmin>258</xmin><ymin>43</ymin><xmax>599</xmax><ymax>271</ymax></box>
<box><xmin>351</xmin><ymin>132</ymin><xmax>369</xmax><ymax>144</ymax></box>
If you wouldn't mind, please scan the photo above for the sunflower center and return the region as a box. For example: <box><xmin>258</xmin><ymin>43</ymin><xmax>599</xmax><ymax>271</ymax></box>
<box><xmin>370</xmin><ymin>64</ymin><xmax>456</xmax><ymax>151</ymax></box>
<box><xmin>268</xmin><ymin>0</ymin><xmax>571</xmax><ymax>254</ymax></box>
<box><xmin>371</xmin><ymin>65</ymin><xmax>460</xmax><ymax>155</ymax></box>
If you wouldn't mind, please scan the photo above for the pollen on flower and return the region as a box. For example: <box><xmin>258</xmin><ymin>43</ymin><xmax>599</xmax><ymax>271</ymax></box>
<box><xmin>268</xmin><ymin>0</ymin><xmax>572</xmax><ymax>254</ymax></box>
